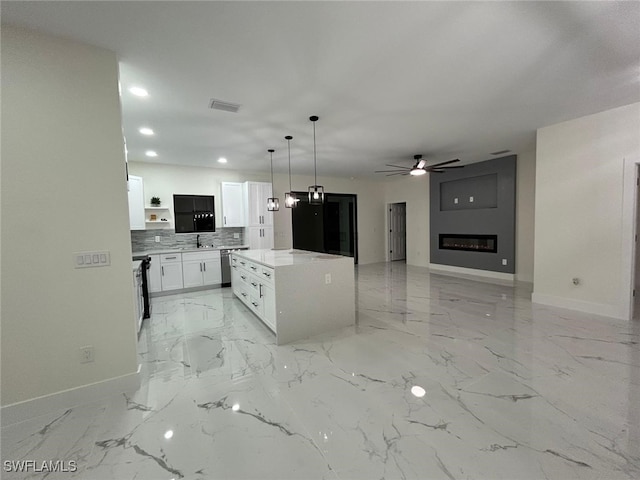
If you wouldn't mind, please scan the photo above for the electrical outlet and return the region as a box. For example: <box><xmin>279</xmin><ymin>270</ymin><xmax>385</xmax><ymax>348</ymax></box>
<box><xmin>233</xmin><ymin>233</ymin><xmax>240</xmax><ymax>239</ymax></box>
<box><xmin>80</xmin><ymin>346</ymin><xmax>94</xmax><ymax>363</ymax></box>
<box><xmin>325</xmin><ymin>273</ymin><xmax>332</xmax><ymax>285</ymax></box>
<box><xmin>155</xmin><ymin>236</ymin><xmax>160</xmax><ymax>243</ymax></box>
<box><xmin>502</xmin><ymin>259</ymin><xmax>507</xmax><ymax>265</ymax></box>
<box><xmin>469</xmin><ymin>196</ymin><xmax>474</xmax><ymax>202</ymax></box>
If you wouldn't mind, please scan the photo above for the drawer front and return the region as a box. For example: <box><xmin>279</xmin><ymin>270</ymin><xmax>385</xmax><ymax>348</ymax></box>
<box><xmin>247</xmin><ymin>274</ymin><xmax>261</xmax><ymax>295</ymax></box>
<box><xmin>237</xmin><ymin>257</ymin><xmax>249</xmax><ymax>269</ymax></box>
<box><xmin>246</xmin><ymin>261</ymin><xmax>260</xmax><ymax>274</ymax></box>
<box><xmin>160</xmin><ymin>253</ymin><xmax>182</xmax><ymax>263</ymax></box>
<box><xmin>238</xmin><ymin>270</ymin><xmax>250</xmax><ymax>286</ymax></box>
<box><xmin>248</xmin><ymin>294</ymin><xmax>263</xmax><ymax>316</ymax></box>
<box><xmin>260</xmin><ymin>266</ymin><xmax>274</xmax><ymax>284</ymax></box>
<box><xmin>182</xmin><ymin>250</ymin><xmax>220</xmax><ymax>262</ymax></box>
<box><xmin>237</xmin><ymin>287</ymin><xmax>250</xmax><ymax>304</ymax></box>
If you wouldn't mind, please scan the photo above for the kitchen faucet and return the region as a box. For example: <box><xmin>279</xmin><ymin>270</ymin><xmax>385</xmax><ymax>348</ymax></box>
<box><xmin>196</xmin><ymin>234</ymin><xmax>201</xmax><ymax>248</ymax></box>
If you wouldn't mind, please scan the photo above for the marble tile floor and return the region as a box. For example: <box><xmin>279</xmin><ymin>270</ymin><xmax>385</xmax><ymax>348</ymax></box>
<box><xmin>2</xmin><ymin>262</ymin><xmax>639</xmax><ymax>479</ymax></box>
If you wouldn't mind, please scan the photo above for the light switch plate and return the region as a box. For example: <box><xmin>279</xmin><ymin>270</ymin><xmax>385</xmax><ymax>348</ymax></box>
<box><xmin>454</xmin><ymin>198</ymin><xmax>459</xmax><ymax>204</ymax></box>
<box><xmin>74</xmin><ymin>251</ymin><xmax>111</xmax><ymax>269</ymax></box>
<box><xmin>469</xmin><ymin>196</ymin><xmax>474</xmax><ymax>202</ymax></box>
<box><xmin>233</xmin><ymin>233</ymin><xmax>240</xmax><ymax>239</ymax></box>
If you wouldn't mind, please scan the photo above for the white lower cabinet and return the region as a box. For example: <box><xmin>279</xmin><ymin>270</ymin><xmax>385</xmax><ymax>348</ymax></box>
<box><xmin>160</xmin><ymin>254</ymin><xmax>183</xmax><ymax>291</ymax></box>
<box><xmin>148</xmin><ymin>254</ymin><xmax>162</xmax><ymax>293</ymax></box>
<box><xmin>182</xmin><ymin>251</ymin><xmax>221</xmax><ymax>288</ymax></box>
<box><xmin>261</xmin><ymin>282</ymin><xmax>276</xmax><ymax>331</ymax></box>
<box><xmin>231</xmin><ymin>253</ymin><xmax>275</xmax><ymax>333</ymax></box>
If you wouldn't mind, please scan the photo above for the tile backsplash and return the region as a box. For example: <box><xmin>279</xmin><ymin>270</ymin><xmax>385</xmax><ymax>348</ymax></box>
<box><xmin>131</xmin><ymin>228</ymin><xmax>244</xmax><ymax>253</ymax></box>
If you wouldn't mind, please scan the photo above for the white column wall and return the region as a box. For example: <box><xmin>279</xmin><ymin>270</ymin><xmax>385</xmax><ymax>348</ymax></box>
<box><xmin>533</xmin><ymin>102</ymin><xmax>640</xmax><ymax>319</ymax></box>
<box><xmin>1</xmin><ymin>26</ymin><xmax>138</xmax><ymax>406</ymax></box>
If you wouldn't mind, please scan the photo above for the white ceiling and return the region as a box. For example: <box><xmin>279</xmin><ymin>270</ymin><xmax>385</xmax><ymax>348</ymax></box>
<box><xmin>3</xmin><ymin>1</ymin><xmax>639</xmax><ymax>178</ymax></box>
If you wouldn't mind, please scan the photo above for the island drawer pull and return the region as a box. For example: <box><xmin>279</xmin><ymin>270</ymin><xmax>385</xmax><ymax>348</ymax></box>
<box><xmin>262</xmin><ymin>272</ymin><xmax>271</xmax><ymax>278</ymax></box>
<box><xmin>252</xmin><ymin>301</ymin><xmax>259</xmax><ymax>307</ymax></box>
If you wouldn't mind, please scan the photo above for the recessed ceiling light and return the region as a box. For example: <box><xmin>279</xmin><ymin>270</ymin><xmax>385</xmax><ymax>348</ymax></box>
<box><xmin>164</xmin><ymin>430</ymin><xmax>173</xmax><ymax>439</ymax></box>
<box><xmin>411</xmin><ymin>385</ymin><xmax>426</xmax><ymax>398</ymax></box>
<box><xmin>129</xmin><ymin>86</ymin><xmax>148</xmax><ymax>97</ymax></box>
<box><xmin>218</xmin><ymin>157</ymin><xmax>227</xmax><ymax>164</ymax></box>
<box><xmin>139</xmin><ymin>127</ymin><xmax>154</xmax><ymax>136</ymax></box>
<box><xmin>145</xmin><ymin>150</ymin><xmax>158</xmax><ymax>157</ymax></box>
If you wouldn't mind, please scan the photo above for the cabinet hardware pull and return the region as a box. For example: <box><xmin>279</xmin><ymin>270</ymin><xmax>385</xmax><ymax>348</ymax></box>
<box><xmin>251</xmin><ymin>282</ymin><xmax>257</xmax><ymax>287</ymax></box>
<box><xmin>166</xmin><ymin>256</ymin><xmax>177</xmax><ymax>259</ymax></box>
<box><xmin>252</xmin><ymin>302</ymin><xmax>258</xmax><ymax>307</ymax></box>
<box><xmin>203</xmin><ymin>263</ymin><xmax>206</xmax><ymax>271</ymax></box>
<box><xmin>263</xmin><ymin>272</ymin><xmax>270</xmax><ymax>278</ymax></box>
<box><xmin>241</xmin><ymin>275</ymin><xmax>246</xmax><ymax>280</ymax></box>
<box><xmin>259</xmin><ymin>284</ymin><xmax>263</xmax><ymax>298</ymax></box>
<box><xmin>251</xmin><ymin>266</ymin><xmax>257</xmax><ymax>270</ymax></box>
<box><xmin>161</xmin><ymin>266</ymin><xmax>164</xmax><ymax>276</ymax></box>
<box><xmin>224</xmin><ymin>216</ymin><xmax>226</xmax><ymax>225</ymax></box>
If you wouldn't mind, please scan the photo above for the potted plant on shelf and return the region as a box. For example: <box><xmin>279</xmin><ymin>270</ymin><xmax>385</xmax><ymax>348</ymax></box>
<box><xmin>150</xmin><ymin>196</ymin><xmax>161</xmax><ymax>207</ymax></box>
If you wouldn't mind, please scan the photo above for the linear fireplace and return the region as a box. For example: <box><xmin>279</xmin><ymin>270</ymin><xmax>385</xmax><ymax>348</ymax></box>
<box><xmin>439</xmin><ymin>234</ymin><xmax>497</xmax><ymax>253</ymax></box>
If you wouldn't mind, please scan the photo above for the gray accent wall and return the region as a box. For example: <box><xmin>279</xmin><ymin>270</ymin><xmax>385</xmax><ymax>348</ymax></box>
<box><xmin>430</xmin><ymin>155</ymin><xmax>516</xmax><ymax>273</ymax></box>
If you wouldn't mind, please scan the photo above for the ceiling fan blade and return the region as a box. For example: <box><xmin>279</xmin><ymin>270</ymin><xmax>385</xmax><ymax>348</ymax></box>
<box><xmin>428</xmin><ymin>169</ymin><xmax>446</xmax><ymax>173</ymax></box>
<box><xmin>427</xmin><ymin>158</ymin><xmax>460</xmax><ymax>168</ymax></box>
<box><xmin>439</xmin><ymin>165</ymin><xmax>465</xmax><ymax>169</ymax></box>
<box><xmin>386</xmin><ymin>172</ymin><xmax>406</xmax><ymax>176</ymax></box>
<box><xmin>375</xmin><ymin>169</ymin><xmax>409</xmax><ymax>173</ymax></box>
<box><xmin>385</xmin><ymin>164</ymin><xmax>411</xmax><ymax>169</ymax></box>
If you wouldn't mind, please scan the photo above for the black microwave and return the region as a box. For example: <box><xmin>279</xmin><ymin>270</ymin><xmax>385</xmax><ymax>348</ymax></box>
<box><xmin>173</xmin><ymin>194</ymin><xmax>215</xmax><ymax>233</ymax></box>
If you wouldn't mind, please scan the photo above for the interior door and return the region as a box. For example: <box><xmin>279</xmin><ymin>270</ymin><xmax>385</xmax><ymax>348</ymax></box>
<box><xmin>389</xmin><ymin>203</ymin><xmax>406</xmax><ymax>261</ymax></box>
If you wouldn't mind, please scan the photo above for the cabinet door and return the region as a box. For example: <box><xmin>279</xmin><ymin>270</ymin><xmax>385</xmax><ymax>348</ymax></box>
<box><xmin>261</xmin><ymin>183</ymin><xmax>274</xmax><ymax>226</ymax></box>
<box><xmin>261</xmin><ymin>226</ymin><xmax>274</xmax><ymax>249</ymax></box>
<box><xmin>203</xmin><ymin>258</ymin><xmax>222</xmax><ymax>285</ymax></box>
<box><xmin>221</xmin><ymin>182</ymin><xmax>245</xmax><ymax>227</ymax></box>
<box><xmin>182</xmin><ymin>260</ymin><xmax>204</xmax><ymax>288</ymax></box>
<box><xmin>128</xmin><ymin>175</ymin><xmax>145</xmax><ymax>230</ymax></box>
<box><xmin>148</xmin><ymin>255</ymin><xmax>162</xmax><ymax>293</ymax></box>
<box><xmin>247</xmin><ymin>226</ymin><xmax>262</xmax><ymax>250</ymax></box>
<box><xmin>161</xmin><ymin>262</ymin><xmax>184</xmax><ymax>290</ymax></box>
<box><xmin>261</xmin><ymin>282</ymin><xmax>276</xmax><ymax>331</ymax></box>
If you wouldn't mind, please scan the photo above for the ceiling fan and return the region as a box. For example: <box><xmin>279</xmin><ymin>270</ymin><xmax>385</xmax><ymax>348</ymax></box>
<box><xmin>375</xmin><ymin>154</ymin><xmax>464</xmax><ymax>176</ymax></box>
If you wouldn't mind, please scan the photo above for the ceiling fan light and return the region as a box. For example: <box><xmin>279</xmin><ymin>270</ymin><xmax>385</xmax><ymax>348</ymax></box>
<box><xmin>410</xmin><ymin>168</ymin><xmax>426</xmax><ymax>176</ymax></box>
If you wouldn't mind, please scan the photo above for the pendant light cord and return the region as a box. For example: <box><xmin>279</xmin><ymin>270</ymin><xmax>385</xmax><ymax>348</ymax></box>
<box><xmin>270</xmin><ymin>151</ymin><xmax>275</xmax><ymax>188</ymax></box>
<box><xmin>313</xmin><ymin>120</ymin><xmax>317</xmax><ymax>186</ymax></box>
<box><xmin>287</xmin><ymin>137</ymin><xmax>292</xmax><ymax>192</ymax></box>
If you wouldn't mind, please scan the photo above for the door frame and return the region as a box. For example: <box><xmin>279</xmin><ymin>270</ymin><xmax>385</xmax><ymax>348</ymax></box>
<box><xmin>623</xmin><ymin>157</ymin><xmax>640</xmax><ymax>320</ymax></box>
<box><xmin>387</xmin><ymin>202</ymin><xmax>407</xmax><ymax>262</ymax></box>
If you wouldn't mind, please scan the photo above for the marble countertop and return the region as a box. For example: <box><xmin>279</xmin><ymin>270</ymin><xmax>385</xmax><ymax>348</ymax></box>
<box><xmin>133</xmin><ymin>245</ymin><xmax>249</xmax><ymax>257</ymax></box>
<box><xmin>233</xmin><ymin>249</ymin><xmax>350</xmax><ymax>268</ymax></box>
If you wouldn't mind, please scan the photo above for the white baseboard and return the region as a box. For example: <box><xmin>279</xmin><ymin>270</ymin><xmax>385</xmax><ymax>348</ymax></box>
<box><xmin>1</xmin><ymin>366</ymin><xmax>141</xmax><ymax>426</ymax></box>
<box><xmin>531</xmin><ymin>292</ymin><xmax>625</xmax><ymax>321</ymax></box>
<box><xmin>429</xmin><ymin>263</ymin><xmax>516</xmax><ymax>284</ymax></box>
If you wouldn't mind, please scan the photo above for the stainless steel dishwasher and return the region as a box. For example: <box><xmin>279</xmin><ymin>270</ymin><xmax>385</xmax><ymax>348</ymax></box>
<box><xmin>220</xmin><ymin>247</ymin><xmax>248</xmax><ymax>287</ymax></box>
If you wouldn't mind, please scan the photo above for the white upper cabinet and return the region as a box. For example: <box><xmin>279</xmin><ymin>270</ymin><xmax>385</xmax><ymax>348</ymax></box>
<box><xmin>243</xmin><ymin>181</ymin><xmax>273</xmax><ymax>227</ymax></box>
<box><xmin>128</xmin><ymin>175</ymin><xmax>145</xmax><ymax>230</ymax></box>
<box><xmin>220</xmin><ymin>182</ymin><xmax>246</xmax><ymax>227</ymax></box>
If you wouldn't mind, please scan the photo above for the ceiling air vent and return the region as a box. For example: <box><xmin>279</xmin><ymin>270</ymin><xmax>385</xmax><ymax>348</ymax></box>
<box><xmin>209</xmin><ymin>99</ymin><xmax>241</xmax><ymax>113</ymax></box>
<box><xmin>490</xmin><ymin>149</ymin><xmax>511</xmax><ymax>156</ymax></box>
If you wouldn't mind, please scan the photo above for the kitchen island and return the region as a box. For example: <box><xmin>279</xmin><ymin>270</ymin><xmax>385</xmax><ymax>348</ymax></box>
<box><xmin>231</xmin><ymin>249</ymin><xmax>355</xmax><ymax>345</ymax></box>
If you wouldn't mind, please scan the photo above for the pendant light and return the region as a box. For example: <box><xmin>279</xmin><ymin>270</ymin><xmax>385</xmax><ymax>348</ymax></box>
<box><xmin>308</xmin><ymin>115</ymin><xmax>324</xmax><ymax>205</ymax></box>
<box><xmin>284</xmin><ymin>135</ymin><xmax>298</xmax><ymax>208</ymax></box>
<box><xmin>267</xmin><ymin>149</ymin><xmax>279</xmax><ymax>211</ymax></box>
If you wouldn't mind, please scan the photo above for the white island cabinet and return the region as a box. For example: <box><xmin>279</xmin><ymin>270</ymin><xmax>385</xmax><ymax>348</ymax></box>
<box><xmin>231</xmin><ymin>249</ymin><xmax>355</xmax><ymax>345</ymax></box>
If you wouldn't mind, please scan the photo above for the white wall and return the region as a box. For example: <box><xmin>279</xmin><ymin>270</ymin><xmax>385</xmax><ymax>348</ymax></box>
<box><xmin>383</xmin><ymin>177</ymin><xmax>431</xmax><ymax>267</ymax></box>
<box><xmin>1</xmin><ymin>26</ymin><xmax>138</xmax><ymax>406</ymax></box>
<box><xmin>533</xmin><ymin>102</ymin><xmax>640</xmax><ymax>319</ymax></box>
<box><xmin>128</xmin><ymin>162</ymin><xmax>270</xmax><ymax>224</ymax></box>
<box><xmin>516</xmin><ymin>148</ymin><xmax>536</xmax><ymax>283</ymax></box>
<box><xmin>129</xmin><ymin>163</ymin><xmax>388</xmax><ymax>265</ymax></box>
